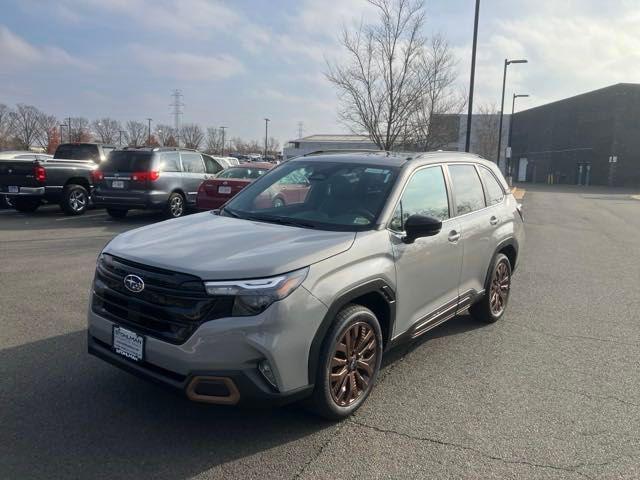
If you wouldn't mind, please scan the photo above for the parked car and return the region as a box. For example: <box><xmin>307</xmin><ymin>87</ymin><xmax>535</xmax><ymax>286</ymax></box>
<box><xmin>0</xmin><ymin>151</ymin><xmax>53</xmax><ymax>209</ymax></box>
<box><xmin>87</xmin><ymin>151</ymin><xmax>524</xmax><ymax>419</ymax></box>
<box><xmin>0</xmin><ymin>143</ymin><xmax>114</xmax><ymax>215</ymax></box>
<box><xmin>92</xmin><ymin>147</ymin><xmax>222</xmax><ymax>219</ymax></box>
<box><xmin>196</xmin><ymin>162</ymin><xmax>273</xmax><ymax>211</ymax></box>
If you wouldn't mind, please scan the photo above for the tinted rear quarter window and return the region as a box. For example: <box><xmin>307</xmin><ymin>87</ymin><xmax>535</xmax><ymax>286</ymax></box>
<box><xmin>447</xmin><ymin>164</ymin><xmax>486</xmax><ymax>215</ymax></box>
<box><xmin>159</xmin><ymin>152</ymin><xmax>181</xmax><ymax>172</ymax></box>
<box><xmin>103</xmin><ymin>151</ymin><xmax>153</xmax><ymax>172</ymax></box>
<box><xmin>181</xmin><ymin>153</ymin><xmax>205</xmax><ymax>173</ymax></box>
<box><xmin>478</xmin><ymin>166</ymin><xmax>505</xmax><ymax>206</ymax></box>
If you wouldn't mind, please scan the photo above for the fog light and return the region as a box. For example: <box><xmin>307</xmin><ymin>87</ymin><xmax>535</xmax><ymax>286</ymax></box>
<box><xmin>258</xmin><ymin>360</ymin><xmax>278</xmax><ymax>390</ymax></box>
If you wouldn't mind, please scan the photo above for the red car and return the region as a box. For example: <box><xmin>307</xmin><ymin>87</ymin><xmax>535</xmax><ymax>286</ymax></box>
<box><xmin>196</xmin><ymin>162</ymin><xmax>311</xmax><ymax>211</ymax></box>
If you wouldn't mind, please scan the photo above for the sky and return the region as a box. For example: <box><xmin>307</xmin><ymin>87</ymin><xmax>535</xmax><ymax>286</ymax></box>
<box><xmin>1</xmin><ymin>0</ymin><xmax>639</xmax><ymax>147</ymax></box>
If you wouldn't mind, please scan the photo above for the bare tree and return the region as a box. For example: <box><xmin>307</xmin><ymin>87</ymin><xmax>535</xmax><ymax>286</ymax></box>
<box><xmin>68</xmin><ymin>117</ymin><xmax>91</xmax><ymax>142</ymax></box>
<box><xmin>9</xmin><ymin>104</ymin><xmax>43</xmax><ymax>150</ymax></box>
<box><xmin>473</xmin><ymin>103</ymin><xmax>501</xmax><ymax>160</ymax></box>
<box><xmin>407</xmin><ymin>34</ymin><xmax>466</xmax><ymax>150</ymax></box>
<box><xmin>36</xmin><ymin>113</ymin><xmax>59</xmax><ymax>152</ymax></box>
<box><xmin>92</xmin><ymin>118</ymin><xmax>121</xmax><ymax>144</ymax></box>
<box><xmin>125</xmin><ymin>120</ymin><xmax>147</xmax><ymax>146</ymax></box>
<box><xmin>180</xmin><ymin>124</ymin><xmax>204</xmax><ymax>150</ymax></box>
<box><xmin>205</xmin><ymin>127</ymin><xmax>224</xmax><ymax>154</ymax></box>
<box><xmin>0</xmin><ymin>104</ymin><xmax>13</xmax><ymax>149</ymax></box>
<box><xmin>267</xmin><ymin>137</ymin><xmax>280</xmax><ymax>156</ymax></box>
<box><xmin>326</xmin><ymin>0</ymin><xmax>427</xmax><ymax>150</ymax></box>
<box><xmin>156</xmin><ymin>124</ymin><xmax>176</xmax><ymax>147</ymax></box>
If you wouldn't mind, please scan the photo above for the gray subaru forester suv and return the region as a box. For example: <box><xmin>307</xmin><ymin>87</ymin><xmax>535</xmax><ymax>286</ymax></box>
<box><xmin>87</xmin><ymin>151</ymin><xmax>524</xmax><ymax>419</ymax></box>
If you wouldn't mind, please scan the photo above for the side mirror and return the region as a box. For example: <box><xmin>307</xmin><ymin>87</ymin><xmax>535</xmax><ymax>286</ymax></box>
<box><xmin>402</xmin><ymin>214</ymin><xmax>442</xmax><ymax>244</ymax></box>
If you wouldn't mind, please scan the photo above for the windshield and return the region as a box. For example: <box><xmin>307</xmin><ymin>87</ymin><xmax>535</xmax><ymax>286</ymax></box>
<box><xmin>217</xmin><ymin>167</ymin><xmax>268</xmax><ymax>179</ymax></box>
<box><xmin>223</xmin><ymin>161</ymin><xmax>399</xmax><ymax>231</ymax></box>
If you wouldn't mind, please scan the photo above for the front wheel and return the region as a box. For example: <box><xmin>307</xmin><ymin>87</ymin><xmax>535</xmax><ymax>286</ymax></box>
<box><xmin>309</xmin><ymin>304</ymin><xmax>383</xmax><ymax>420</ymax></box>
<box><xmin>61</xmin><ymin>184</ymin><xmax>89</xmax><ymax>215</ymax></box>
<box><xmin>470</xmin><ymin>253</ymin><xmax>512</xmax><ymax>323</ymax></box>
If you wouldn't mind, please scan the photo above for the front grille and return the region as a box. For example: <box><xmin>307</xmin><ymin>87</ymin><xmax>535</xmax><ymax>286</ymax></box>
<box><xmin>92</xmin><ymin>254</ymin><xmax>234</xmax><ymax>344</ymax></box>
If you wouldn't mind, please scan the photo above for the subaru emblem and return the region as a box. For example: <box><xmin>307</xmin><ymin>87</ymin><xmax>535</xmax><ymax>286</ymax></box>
<box><xmin>124</xmin><ymin>274</ymin><xmax>145</xmax><ymax>293</ymax></box>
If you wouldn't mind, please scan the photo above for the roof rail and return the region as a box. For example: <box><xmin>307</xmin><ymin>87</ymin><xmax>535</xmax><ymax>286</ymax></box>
<box><xmin>302</xmin><ymin>149</ymin><xmax>385</xmax><ymax>157</ymax></box>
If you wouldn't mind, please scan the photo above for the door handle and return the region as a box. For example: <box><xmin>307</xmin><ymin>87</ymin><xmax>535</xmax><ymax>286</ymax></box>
<box><xmin>490</xmin><ymin>216</ymin><xmax>499</xmax><ymax>226</ymax></box>
<box><xmin>448</xmin><ymin>230</ymin><xmax>461</xmax><ymax>243</ymax></box>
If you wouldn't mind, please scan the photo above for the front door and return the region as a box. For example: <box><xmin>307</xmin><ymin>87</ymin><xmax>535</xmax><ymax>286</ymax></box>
<box><xmin>389</xmin><ymin>165</ymin><xmax>463</xmax><ymax>338</ymax></box>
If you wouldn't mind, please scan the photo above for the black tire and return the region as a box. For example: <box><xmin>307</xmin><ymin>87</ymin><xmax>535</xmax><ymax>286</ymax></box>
<box><xmin>106</xmin><ymin>208</ymin><xmax>128</xmax><ymax>219</ymax></box>
<box><xmin>470</xmin><ymin>253</ymin><xmax>512</xmax><ymax>323</ymax></box>
<box><xmin>13</xmin><ymin>197</ymin><xmax>40</xmax><ymax>213</ymax></box>
<box><xmin>60</xmin><ymin>184</ymin><xmax>89</xmax><ymax>216</ymax></box>
<box><xmin>164</xmin><ymin>192</ymin><xmax>186</xmax><ymax>219</ymax></box>
<box><xmin>272</xmin><ymin>197</ymin><xmax>285</xmax><ymax>208</ymax></box>
<box><xmin>309</xmin><ymin>304</ymin><xmax>383</xmax><ymax>420</ymax></box>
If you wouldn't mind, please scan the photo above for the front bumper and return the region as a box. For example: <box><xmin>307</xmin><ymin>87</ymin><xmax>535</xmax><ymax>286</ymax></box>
<box><xmin>87</xmin><ymin>285</ymin><xmax>327</xmax><ymax>405</ymax></box>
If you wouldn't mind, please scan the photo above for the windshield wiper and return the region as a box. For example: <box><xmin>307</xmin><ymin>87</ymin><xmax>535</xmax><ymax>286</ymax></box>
<box><xmin>244</xmin><ymin>214</ymin><xmax>317</xmax><ymax>229</ymax></box>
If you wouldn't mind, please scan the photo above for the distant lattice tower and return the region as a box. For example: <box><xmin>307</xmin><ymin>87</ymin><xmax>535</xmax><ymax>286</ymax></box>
<box><xmin>170</xmin><ymin>89</ymin><xmax>184</xmax><ymax>146</ymax></box>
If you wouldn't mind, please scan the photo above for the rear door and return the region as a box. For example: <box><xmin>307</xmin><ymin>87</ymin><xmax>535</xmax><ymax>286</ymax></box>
<box><xmin>446</xmin><ymin>163</ymin><xmax>491</xmax><ymax>298</ymax></box>
<box><xmin>180</xmin><ymin>152</ymin><xmax>207</xmax><ymax>205</ymax></box>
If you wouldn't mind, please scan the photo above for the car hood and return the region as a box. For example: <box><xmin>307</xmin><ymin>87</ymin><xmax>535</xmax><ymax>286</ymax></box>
<box><xmin>104</xmin><ymin>212</ymin><xmax>355</xmax><ymax>280</ymax></box>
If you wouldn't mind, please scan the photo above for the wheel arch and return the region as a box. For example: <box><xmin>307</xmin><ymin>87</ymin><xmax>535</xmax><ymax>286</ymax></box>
<box><xmin>482</xmin><ymin>237</ymin><xmax>519</xmax><ymax>289</ymax></box>
<box><xmin>64</xmin><ymin>177</ymin><xmax>91</xmax><ymax>190</ymax></box>
<box><xmin>307</xmin><ymin>279</ymin><xmax>396</xmax><ymax>384</ymax></box>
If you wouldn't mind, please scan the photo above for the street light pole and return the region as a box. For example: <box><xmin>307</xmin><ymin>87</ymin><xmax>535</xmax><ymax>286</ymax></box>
<box><xmin>496</xmin><ymin>58</ymin><xmax>528</xmax><ymax>166</ymax></box>
<box><xmin>264</xmin><ymin>118</ymin><xmax>270</xmax><ymax>158</ymax></box>
<box><xmin>59</xmin><ymin>124</ymin><xmax>67</xmax><ymax>143</ymax></box>
<box><xmin>464</xmin><ymin>0</ymin><xmax>481</xmax><ymax>152</ymax></box>
<box><xmin>147</xmin><ymin>118</ymin><xmax>152</xmax><ymax>146</ymax></box>
<box><xmin>507</xmin><ymin>94</ymin><xmax>529</xmax><ymax>179</ymax></box>
<box><xmin>119</xmin><ymin>130</ymin><xmax>125</xmax><ymax>147</ymax></box>
<box><xmin>220</xmin><ymin>126</ymin><xmax>227</xmax><ymax>156</ymax></box>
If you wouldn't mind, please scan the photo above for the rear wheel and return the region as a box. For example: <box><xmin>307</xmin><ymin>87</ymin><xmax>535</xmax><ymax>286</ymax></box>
<box><xmin>309</xmin><ymin>304</ymin><xmax>383</xmax><ymax>420</ymax></box>
<box><xmin>273</xmin><ymin>197</ymin><xmax>285</xmax><ymax>208</ymax></box>
<box><xmin>470</xmin><ymin>253</ymin><xmax>512</xmax><ymax>323</ymax></box>
<box><xmin>13</xmin><ymin>197</ymin><xmax>40</xmax><ymax>213</ymax></box>
<box><xmin>106</xmin><ymin>208</ymin><xmax>128</xmax><ymax>219</ymax></box>
<box><xmin>165</xmin><ymin>192</ymin><xmax>185</xmax><ymax>218</ymax></box>
<box><xmin>61</xmin><ymin>184</ymin><xmax>89</xmax><ymax>215</ymax></box>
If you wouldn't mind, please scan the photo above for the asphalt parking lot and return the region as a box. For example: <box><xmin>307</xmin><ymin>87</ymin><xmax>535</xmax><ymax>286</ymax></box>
<box><xmin>1</xmin><ymin>185</ymin><xmax>639</xmax><ymax>479</ymax></box>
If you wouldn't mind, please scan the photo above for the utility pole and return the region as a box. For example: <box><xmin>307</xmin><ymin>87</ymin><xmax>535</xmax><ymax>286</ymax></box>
<box><xmin>220</xmin><ymin>126</ymin><xmax>227</xmax><ymax>156</ymax></box>
<box><xmin>59</xmin><ymin>124</ymin><xmax>67</xmax><ymax>143</ymax></box>
<box><xmin>118</xmin><ymin>130</ymin><xmax>125</xmax><ymax>147</ymax></box>
<box><xmin>146</xmin><ymin>118</ymin><xmax>152</xmax><ymax>145</ymax></box>
<box><xmin>68</xmin><ymin>117</ymin><xmax>72</xmax><ymax>142</ymax></box>
<box><xmin>465</xmin><ymin>0</ymin><xmax>480</xmax><ymax>152</ymax></box>
<box><xmin>170</xmin><ymin>89</ymin><xmax>184</xmax><ymax>147</ymax></box>
<box><xmin>264</xmin><ymin>118</ymin><xmax>270</xmax><ymax>158</ymax></box>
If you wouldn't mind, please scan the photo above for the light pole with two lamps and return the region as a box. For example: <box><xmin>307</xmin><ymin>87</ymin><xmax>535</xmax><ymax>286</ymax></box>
<box><xmin>496</xmin><ymin>58</ymin><xmax>528</xmax><ymax>170</ymax></box>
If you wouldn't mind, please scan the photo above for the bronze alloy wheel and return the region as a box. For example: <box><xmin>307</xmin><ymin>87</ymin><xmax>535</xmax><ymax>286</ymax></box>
<box><xmin>489</xmin><ymin>260</ymin><xmax>510</xmax><ymax>316</ymax></box>
<box><xmin>329</xmin><ymin>321</ymin><xmax>378</xmax><ymax>407</ymax></box>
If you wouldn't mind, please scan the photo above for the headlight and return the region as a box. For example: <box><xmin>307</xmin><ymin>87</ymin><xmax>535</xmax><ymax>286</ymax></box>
<box><xmin>204</xmin><ymin>267</ymin><xmax>309</xmax><ymax>316</ymax></box>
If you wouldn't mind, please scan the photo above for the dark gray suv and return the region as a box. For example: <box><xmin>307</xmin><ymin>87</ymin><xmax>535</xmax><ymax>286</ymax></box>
<box><xmin>92</xmin><ymin>147</ymin><xmax>226</xmax><ymax>219</ymax></box>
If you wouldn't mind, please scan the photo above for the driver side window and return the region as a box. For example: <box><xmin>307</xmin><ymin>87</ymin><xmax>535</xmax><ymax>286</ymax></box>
<box><xmin>389</xmin><ymin>166</ymin><xmax>450</xmax><ymax>232</ymax></box>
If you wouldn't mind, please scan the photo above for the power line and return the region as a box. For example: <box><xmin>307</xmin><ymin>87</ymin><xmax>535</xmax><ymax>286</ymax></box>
<box><xmin>170</xmin><ymin>89</ymin><xmax>184</xmax><ymax>147</ymax></box>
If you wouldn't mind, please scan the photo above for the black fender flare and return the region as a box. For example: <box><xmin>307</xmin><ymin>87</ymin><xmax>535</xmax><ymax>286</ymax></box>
<box><xmin>307</xmin><ymin>279</ymin><xmax>396</xmax><ymax>384</ymax></box>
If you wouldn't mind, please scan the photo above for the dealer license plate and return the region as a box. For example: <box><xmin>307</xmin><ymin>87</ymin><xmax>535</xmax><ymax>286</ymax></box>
<box><xmin>113</xmin><ymin>326</ymin><xmax>144</xmax><ymax>361</ymax></box>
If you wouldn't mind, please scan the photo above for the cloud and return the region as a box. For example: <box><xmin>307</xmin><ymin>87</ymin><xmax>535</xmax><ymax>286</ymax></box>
<box><xmin>0</xmin><ymin>25</ymin><xmax>91</xmax><ymax>72</ymax></box>
<box><xmin>129</xmin><ymin>45</ymin><xmax>244</xmax><ymax>81</ymax></box>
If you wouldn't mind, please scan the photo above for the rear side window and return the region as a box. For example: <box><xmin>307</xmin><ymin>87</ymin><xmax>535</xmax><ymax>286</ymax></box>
<box><xmin>181</xmin><ymin>153</ymin><xmax>205</xmax><ymax>173</ymax></box>
<box><xmin>159</xmin><ymin>152</ymin><xmax>181</xmax><ymax>172</ymax></box>
<box><xmin>448</xmin><ymin>164</ymin><xmax>486</xmax><ymax>215</ymax></box>
<box><xmin>203</xmin><ymin>155</ymin><xmax>223</xmax><ymax>174</ymax></box>
<box><xmin>390</xmin><ymin>166</ymin><xmax>450</xmax><ymax>231</ymax></box>
<box><xmin>102</xmin><ymin>151</ymin><xmax>153</xmax><ymax>172</ymax></box>
<box><xmin>478</xmin><ymin>167</ymin><xmax>504</xmax><ymax>206</ymax></box>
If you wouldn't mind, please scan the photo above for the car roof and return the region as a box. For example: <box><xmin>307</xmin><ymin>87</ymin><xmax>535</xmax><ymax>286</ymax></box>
<box><xmin>288</xmin><ymin>150</ymin><xmax>492</xmax><ymax>168</ymax></box>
